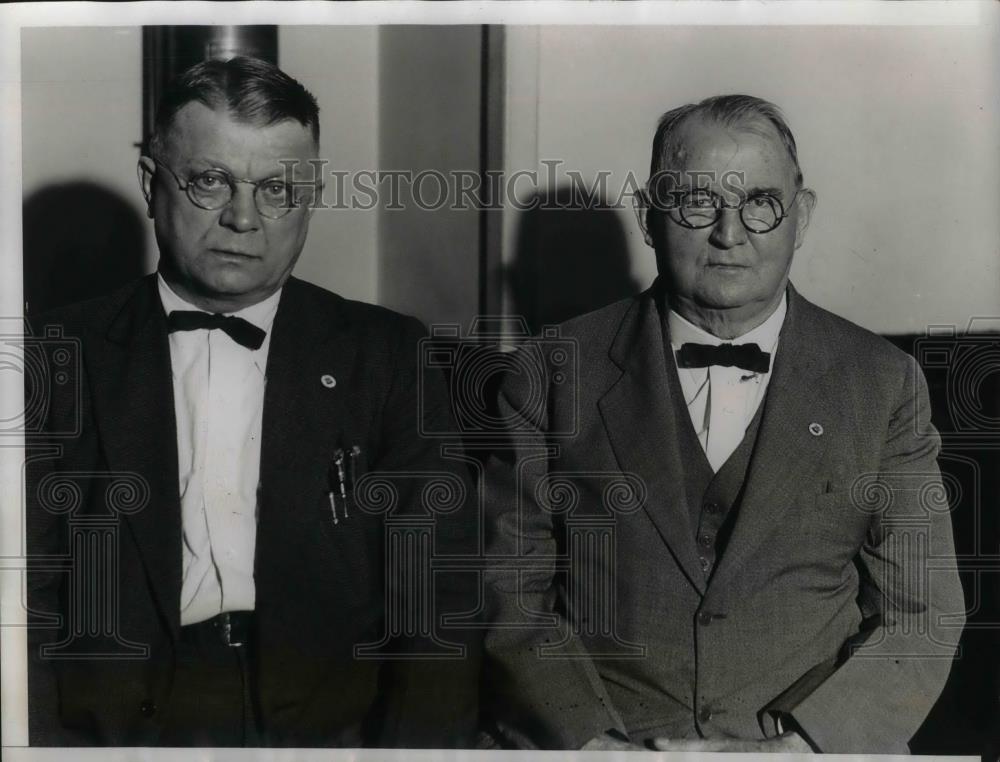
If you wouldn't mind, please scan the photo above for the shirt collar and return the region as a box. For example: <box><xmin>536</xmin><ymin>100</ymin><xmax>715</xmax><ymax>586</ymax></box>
<box><xmin>668</xmin><ymin>291</ymin><xmax>787</xmax><ymax>355</ymax></box>
<box><xmin>157</xmin><ymin>272</ymin><xmax>281</xmax><ymax>335</ymax></box>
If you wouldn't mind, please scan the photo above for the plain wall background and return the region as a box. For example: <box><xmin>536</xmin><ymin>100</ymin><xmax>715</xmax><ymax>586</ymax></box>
<box><xmin>502</xmin><ymin>25</ymin><xmax>1000</xmax><ymax>334</ymax></box>
<box><xmin>21</xmin><ymin>27</ymin><xmax>150</xmax><ymax>279</ymax></box>
<box><xmin>378</xmin><ymin>26</ymin><xmax>483</xmax><ymax>327</ymax></box>
<box><xmin>279</xmin><ymin>26</ymin><xmax>380</xmax><ymax>306</ymax></box>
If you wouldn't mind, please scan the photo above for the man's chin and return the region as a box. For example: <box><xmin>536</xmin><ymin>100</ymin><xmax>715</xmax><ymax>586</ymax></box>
<box><xmin>197</xmin><ymin>267</ymin><xmax>263</xmax><ymax>295</ymax></box>
<box><xmin>178</xmin><ymin>271</ymin><xmax>272</xmax><ymax>308</ymax></box>
<box><xmin>695</xmin><ymin>289</ymin><xmax>758</xmax><ymax>312</ymax></box>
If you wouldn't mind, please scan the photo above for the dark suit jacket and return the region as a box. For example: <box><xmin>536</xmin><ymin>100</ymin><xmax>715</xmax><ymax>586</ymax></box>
<box><xmin>26</xmin><ymin>274</ymin><xmax>480</xmax><ymax>747</ymax></box>
<box><xmin>482</xmin><ymin>282</ymin><xmax>965</xmax><ymax>753</ymax></box>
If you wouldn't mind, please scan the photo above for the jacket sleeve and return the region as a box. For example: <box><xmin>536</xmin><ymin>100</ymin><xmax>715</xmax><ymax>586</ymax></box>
<box><xmin>481</xmin><ymin>348</ymin><xmax>626</xmax><ymax>750</ymax></box>
<box><xmin>367</xmin><ymin>316</ymin><xmax>482</xmax><ymax>749</ymax></box>
<box><xmin>768</xmin><ymin>355</ymin><xmax>966</xmax><ymax>752</ymax></box>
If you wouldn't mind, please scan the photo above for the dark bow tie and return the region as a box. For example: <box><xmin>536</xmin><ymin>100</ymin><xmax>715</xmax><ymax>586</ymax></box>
<box><xmin>166</xmin><ymin>310</ymin><xmax>266</xmax><ymax>350</ymax></box>
<box><xmin>677</xmin><ymin>342</ymin><xmax>771</xmax><ymax>373</ymax></box>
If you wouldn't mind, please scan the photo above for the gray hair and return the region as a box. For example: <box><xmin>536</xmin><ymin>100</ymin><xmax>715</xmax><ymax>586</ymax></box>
<box><xmin>649</xmin><ymin>94</ymin><xmax>803</xmax><ymax>188</ymax></box>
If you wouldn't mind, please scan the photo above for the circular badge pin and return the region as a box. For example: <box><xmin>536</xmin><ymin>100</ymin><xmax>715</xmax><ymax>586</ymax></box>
<box><xmin>808</xmin><ymin>422</ymin><xmax>824</xmax><ymax>437</ymax></box>
<box><xmin>321</xmin><ymin>374</ymin><xmax>337</xmax><ymax>389</ymax></box>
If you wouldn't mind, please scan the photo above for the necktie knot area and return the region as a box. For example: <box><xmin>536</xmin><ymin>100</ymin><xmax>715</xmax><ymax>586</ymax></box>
<box><xmin>677</xmin><ymin>342</ymin><xmax>771</xmax><ymax>373</ymax></box>
<box><xmin>167</xmin><ymin>310</ymin><xmax>266</xmax><ymax>350</ymax></box>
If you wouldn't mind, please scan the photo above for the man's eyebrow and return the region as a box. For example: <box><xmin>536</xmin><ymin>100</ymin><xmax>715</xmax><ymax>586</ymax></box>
<box><xmin>745</xmin><ymin>186</ymin><xmax>785</xmax><ymax>199</ymax></box>
<box><xmin>187</xmin><ymin>158</ymin><xmax>286</xmax><ymax>181</ymax></box>
<box><xmin>182</xmin><ymin>157</ymin><xmax>232</xmax><ymax>174</ymax></box>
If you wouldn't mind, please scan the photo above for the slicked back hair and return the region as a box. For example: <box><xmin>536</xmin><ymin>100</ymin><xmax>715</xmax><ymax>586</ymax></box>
<box><xmin>649</xmin><ymin>94</ymin><xmax>803</xmax><ymax>188</ymax></box>
<box><xmin>147</xmin><ymin>56</ymin><xmax>320</xmax><ymax>157</ymax></box>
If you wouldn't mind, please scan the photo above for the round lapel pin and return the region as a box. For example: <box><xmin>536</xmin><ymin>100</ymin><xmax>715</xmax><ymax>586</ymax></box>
<box><xmin>321</xmin><ymin>374</ymin><xmax>337</xmax><ymax>389</ymax></box>
<box><xmin>808</xmin><ymin>422</ymin><xmax>824</xmax><ymax>436</ymax></box>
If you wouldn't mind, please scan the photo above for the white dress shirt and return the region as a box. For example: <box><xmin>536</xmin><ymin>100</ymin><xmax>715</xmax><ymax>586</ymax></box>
<box><xmin>158</xmin><ymin>274</ymin><xmax>280</xmax><ymax>626</ymax></box>
<box><xmin>668</xmin><ymin>294</ymin><xmax>786</xmax><ymax>472</ymax></box>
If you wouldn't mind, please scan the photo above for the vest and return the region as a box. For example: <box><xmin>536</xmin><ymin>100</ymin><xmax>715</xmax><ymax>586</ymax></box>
<box><xmin>658</xmin><ymin>298</ymin><xmax>767</xmax><ymax>580</ymax></box>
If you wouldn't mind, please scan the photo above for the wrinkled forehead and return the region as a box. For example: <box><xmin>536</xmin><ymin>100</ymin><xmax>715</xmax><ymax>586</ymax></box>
<box><xmin>159</xmin><ymin>101</ymin><xmax>319</xmax><ymax>174</ymax></box>
<box><xmin>661</xmin><ymin>115</ymin><xmax>797</xmax><ymax>190</ymax></box>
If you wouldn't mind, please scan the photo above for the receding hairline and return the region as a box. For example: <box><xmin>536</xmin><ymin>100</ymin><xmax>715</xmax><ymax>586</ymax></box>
<box><xmin>149</xmin><ymin>100</ymin><xmax>320</xmax><ymax>160</ymax></box>
<box><xmin>650</xmin><ymin>96</ymin><xmax>805</xmax><ymax>188</ymax></box>
<box><xmin>664</xmin><ymin>113</ymin><xmax>792</xmax><ymax>170</ymax></box>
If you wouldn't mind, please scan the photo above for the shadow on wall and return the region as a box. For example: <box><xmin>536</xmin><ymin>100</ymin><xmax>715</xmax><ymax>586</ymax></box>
<box><xmin>23</xmin><ymin>181</ymin><xmax>148</xmax><ymax>315</ymax></box>
<box><xmin>506</xmin><ymin>185</ymin><xmax>640</xmax><ymax>334</ymax></box>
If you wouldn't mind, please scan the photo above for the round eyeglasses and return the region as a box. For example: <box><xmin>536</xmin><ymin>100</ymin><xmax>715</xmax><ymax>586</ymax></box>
<box><xmin>667</xmin><ymin>189</ymin><xmax>800</xmax><ymax>234</ymax></box>
<box><xmin>152</xmin><ymin>158</ymin><xmax>317</xmax><ymax>220</ymax></box>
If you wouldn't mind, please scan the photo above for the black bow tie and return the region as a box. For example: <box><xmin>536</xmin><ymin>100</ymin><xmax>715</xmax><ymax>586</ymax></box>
<box><xmin>166</xmin><ymin>310</ymin><xmax>266</xmax><ymax>350</ymax></box>
<box><xmin>677</xmin><ymin>342</ymin><xmax>771</xmax><ymax>373</ymax></box>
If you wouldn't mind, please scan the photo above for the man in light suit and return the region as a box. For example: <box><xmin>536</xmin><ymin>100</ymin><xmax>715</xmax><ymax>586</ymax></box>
<box><xmin>26</xmin><ymin>57</ymin><xmax>478</xmax><ymax>747</ymax></box>
<box><xmin>482</xmin><ymin>94</ymin><xmax>965</xmax><ymax>753</ymax></box>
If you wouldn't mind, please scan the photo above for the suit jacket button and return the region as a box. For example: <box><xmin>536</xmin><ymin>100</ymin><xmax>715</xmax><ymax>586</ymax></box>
<box><xmin>698</xmin><ymin>707</ymin><xmax>713</xmax><ymax>724</ymax></box>
<box><xmin>697</xmin><ymin>610</ymin><xmax>713</xmax><ymax>626</ymax></box>
<box><xmin>140</xmin><ymin>700</ymin><xmax>157</xmax><ymax>717</ymax></box>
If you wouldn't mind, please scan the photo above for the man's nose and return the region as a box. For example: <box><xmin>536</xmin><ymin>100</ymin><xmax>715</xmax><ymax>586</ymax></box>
<box><xmin>219</xmin><ymin>186</ymin><xmax>261</xmax><ymax>233</ymax></box>
<box><xmin>708</xmin><ymin>208</ymin><xmax>747</xmax><ymax>249</ymax></box>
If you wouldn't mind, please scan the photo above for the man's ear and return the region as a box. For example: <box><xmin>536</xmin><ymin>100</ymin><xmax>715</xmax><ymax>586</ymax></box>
<box><xmin>634</xmin><ymin>188</ymin><xmax>655</xmax><ymax>248</ymax></box>
<box><xmin>137</xmin><ymin>156</ymin><xmax>156</xmax><ymax>219</ymax></box>
<box><xmin>793</xmin><ymin>188</ymin><xmax>817</xmax><ymax>250</ymax></box>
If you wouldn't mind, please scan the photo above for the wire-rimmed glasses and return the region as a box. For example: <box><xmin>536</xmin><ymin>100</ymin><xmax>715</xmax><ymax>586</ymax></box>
<box><xmin>666</xmin><ymin>189</ymin><xmax>801</xmax><ymax>234</ymax></box>
<box><xmin>152</xmin><ymin>158</ymin><xmax>317</xmax><ymax>220</ymax></box>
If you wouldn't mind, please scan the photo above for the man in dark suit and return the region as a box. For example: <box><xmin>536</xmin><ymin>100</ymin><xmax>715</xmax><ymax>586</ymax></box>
<box><xmin>482</xmin><ymin>94</ymin><xmax>965</xmax><ymax>753</ymax></box>
<box><xmin>26</xmin><ymin>56</ymin><xmax>478</xmax><ymax>748</ymax></box>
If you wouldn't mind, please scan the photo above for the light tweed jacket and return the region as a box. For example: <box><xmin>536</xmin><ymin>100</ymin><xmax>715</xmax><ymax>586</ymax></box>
<box><xmin>483</xmin><ymin>282</ymin><xmax>965</xmax><ymax>753</ymax></box>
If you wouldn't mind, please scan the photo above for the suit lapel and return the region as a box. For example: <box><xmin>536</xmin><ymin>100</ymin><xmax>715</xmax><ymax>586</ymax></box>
<box><xmin>255</xmin><ymin>276</ymin><xmax>362</xmax><ymax>608</ymax></box>
<box><xmin>253</xmin><ymin>279</ymin><xmax>372</xmax><ymax>718</ymax></box>
<box><xmin>710</xmin><ymin>286</ymin><xmax>839</xmax><ymax>589</ymax></box>
<box><xmin>91</xmin><ymin>275</ymin><xmax>183</xmax><ymax>639</ymax></box>
<box><xmin>598</xmin><ymin>287</ymin><xmax>707</xmax><ymax>595</ymax></box>
<box><xmin>259</xmin><ymin>277</ymin><xmax>355</xmax><ymax>478</ymax></box>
